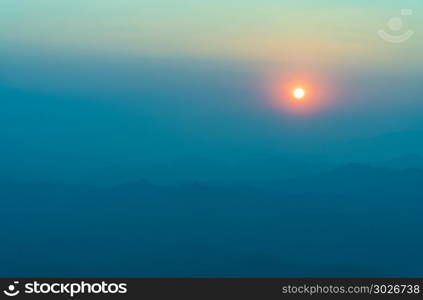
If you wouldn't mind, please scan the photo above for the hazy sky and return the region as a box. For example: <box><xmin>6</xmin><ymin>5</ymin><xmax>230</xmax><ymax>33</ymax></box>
<box><xmin>1</xmin><ymin>0</ymin><xmax>422</xmax><ymax>66</ymax></box>
<box><xmin>1</xmin><ymin>1</ymin><xmax>423</xmax><ymax>182</ymax></box>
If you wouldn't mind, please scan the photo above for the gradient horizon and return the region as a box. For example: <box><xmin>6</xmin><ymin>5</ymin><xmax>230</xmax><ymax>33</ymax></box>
<box><xmin>1</xmin><ymin>0</ymin><xmax>423</xmax><ymax>278</ymax></box>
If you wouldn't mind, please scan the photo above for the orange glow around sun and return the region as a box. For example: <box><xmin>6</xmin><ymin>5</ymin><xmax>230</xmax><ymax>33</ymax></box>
<box><xmin>264</xmin><ymin>70</ymin><xmax>334</xmax><ymax>115</ymax></box>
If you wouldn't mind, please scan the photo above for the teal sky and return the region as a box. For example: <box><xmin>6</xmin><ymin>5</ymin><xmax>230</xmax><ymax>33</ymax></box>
<box><xmin>1</xmin><ymin>0</ymin><xmax>422</xmax><ymax>67</ymax></box>
<box><xmin>1</xmin><ymin>0</ymin><xmax>423</xmax><ymax>181</ymax></box>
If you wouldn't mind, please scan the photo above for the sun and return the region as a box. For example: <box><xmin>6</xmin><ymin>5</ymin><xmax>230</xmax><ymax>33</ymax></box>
<box><xmin>293</xmin><ymin>88</ymin><xmax>305</xmax><ymax>100</ymax></box>
<box><xmin>266</xmin><ymin>72</ymin><xmax>334</xmax><ymax>115</ymax></box>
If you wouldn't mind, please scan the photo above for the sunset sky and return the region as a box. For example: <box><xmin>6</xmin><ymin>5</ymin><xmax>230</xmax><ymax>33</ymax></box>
<box><xmin>2</xmin><ymin>1</ymin><xmax>423</xmax><ymax>278</ymax></box>
<box><xmin>2</xmin><ymin>0</ymin><xmax>422</xmax><ymax>66</ymax></box>
<box><xmin>1</xmin><ymin>0</ymin><xmax>423</xmax><ymax>182</ymax></box>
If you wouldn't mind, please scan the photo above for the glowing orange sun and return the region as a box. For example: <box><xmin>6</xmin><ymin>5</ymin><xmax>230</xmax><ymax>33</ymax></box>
<box><xmin>293</xmin><ymin>88</ymin><xmax>305</xmax><ymax>100</ymax></box>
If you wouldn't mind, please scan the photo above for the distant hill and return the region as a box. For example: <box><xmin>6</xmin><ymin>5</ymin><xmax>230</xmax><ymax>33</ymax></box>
<box><xmin>334</xmin><ymin>131</ymin><xmax>423</xmax><ymax>161</ymax></box>
<box><xmin>1</xmin><ymin>163</ymin><xmax>423</xmax><ymax>277</ymax></box>
<box><xmin>375</xmin><ymin>154</ymin><xmax>423</xmax><ymax>170</ymax></box>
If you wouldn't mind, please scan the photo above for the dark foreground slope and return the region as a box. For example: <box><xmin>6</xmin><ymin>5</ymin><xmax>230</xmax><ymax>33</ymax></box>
<box><xmin>1</xmin><ymin>165</ymin><xmax>422</xmax><ymax>277</ymax></box>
